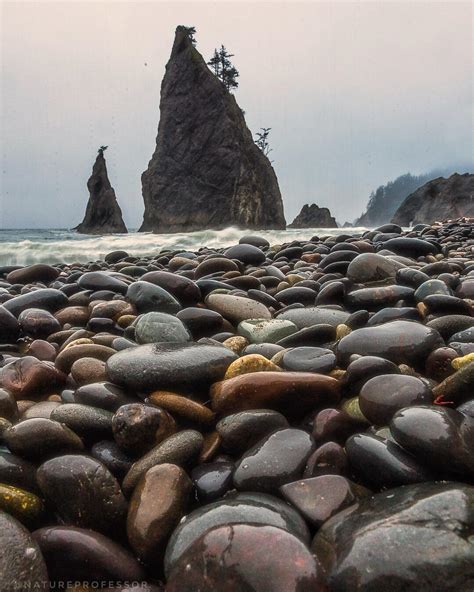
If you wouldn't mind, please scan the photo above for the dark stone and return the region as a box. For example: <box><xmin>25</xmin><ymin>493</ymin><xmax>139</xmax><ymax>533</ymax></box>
<box><xmin>164</xmin><ymin>491</ymin><xmax>310</xmax><ymax>576</ymax></box>
<box><xmin>112</xmin><ymin>403</ymin><xmax>176</xmax><ymax>455</ymax></box>
<box><xmin>126</xmin><ymin>280</ymin><xmax>181</xmax><ymax>314</ymax></box>
<box><xmin>106</xmin><ymin>343</ymin><xmax>237</xmax><ymax>394</ymax></box>
<box><xmin>344</xmin><ymin>355</ymin><xmax>401</xmax><ymax>394</ymax></box>
<box><xmin>4</xmin><ymin>418</ymin><xmax>84</xmax><ymax>460</ymax></box>
<box><xmin>345</xmin><ymin>433</ymin><xmax>432</xmax><ymax>489</ymax></box>
<box><xmin>3</xmin><ymin>288</ymin><xmax>68</xmax><ymax>317</ymax></box>
<box><xmin>91</xmin><ymin>440</ymin><xmax>134</xmax><ymax>479</ymax></box>
<box><xmin>0</xmin><ymin>305</ymin><xmax>20</xmax><ymax>340</ymax></box>
<box><xmin>191</xmin><ymin>461</ymin><xmax>234</xmax><ymax>502</ymax></box>
<box><xmin>33</xmin><ymin>526</ymin><xmax>146</xmax><ymax>583</ymax></box>
<box><xmin>216</xmin><ymin>409</ymin><xmax>289</xmax><ymax>454</ymax></box>
<box><xmin>224</xmin><ymin>244</ymin><xmax>266</xmax><ymax>265</ymax></box>
<box><xmin>390</xmin><ymin>405</ymin><xmax>474</xmax><ymax>477</ymax></box>
<box><xmin>139</xmin><ymin>27</ymin><xmax>285</xmax><ymax>232</ymax></box>
<box><xmin>18</xmin><ymin>307</ymin><xmax>61</xmax><ymax>338</ymax></box>
<box><xmin>74</xmin><ymin>150</ymin><xmax>127</xmax><ymax>234</ymax></box>
<box><xmin>37</xmin><ymin>454</ymin><xmax>127</xmax><ymax>534</ymax></box>
<box><xmin>50</xmin><ymin>403</ymin><xmax>113</xmax><ymax>442</ymax></box>
<box><xmin>337</xmin><ymin>320</ymin><xmax>443</xmax><ymax>368</ymax></box>
<box><xmin>359</xmin><ymin>374</ymin><xmax>432</xmax><ymax>426</ymax></box>
<box><xmin>166</xmin><ymin>524</ymin><xmax>320</xmax><ymax>592</ymax></box>
<box><xmin>313</xmin><ymin>481</ymin><xmax>474</xmax><ymax>591</ymax></box>
<box><xmin>280</xmin><ymin>347</ymin><xmax>336</xmax><ymax>373</ymax></box>
<box><xmin>78</xmin><ymin>272</ymin><xmax>128</xmax><ymax>294</ymax></box>
<box><xmin>122</xmin><ymin>430</ymin><xmax>203</xmax><ymax>495</ymax></box>
<box><xmin>303</xmin><ymin>442</ymin><xmax>348</xmax><ymax>478</ymax></box>
<box><xmin>74</xmin><ymin>381</ymin><xmax>133</xmax><ymax>412</ymax></box>
<box><xmin>233</xmin><ymin>428</ymin><xmax>314</xmax><ymax>493</ymax></box>
<box><xmin>0</xmin><ymin>512</ymin><xmax>48</xmax><ymax>591</ymax></box>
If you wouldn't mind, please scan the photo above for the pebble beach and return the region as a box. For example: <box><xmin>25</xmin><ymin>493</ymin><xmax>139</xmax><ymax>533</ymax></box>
<box><xmin>1</xmin><ymin>219</ymin><xmax>474</xmax><ymax>591</ymax></box>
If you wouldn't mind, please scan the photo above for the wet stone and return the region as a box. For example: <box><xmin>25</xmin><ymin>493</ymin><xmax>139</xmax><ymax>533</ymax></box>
<box><xmin>37</xmin><ymin>454</ymin><xmax>127</xmax><ymax>535</ymax></box>
<box><xmin>112</xmin><ymin>403</ymin><xmax>176</xmax><ymax>454</ymax></box>
<box><xmin>280</xmin><ymin>474</ymin><xmax>370</xmax><ymax>527</ymax></box>
<box><xmin>33</xmin><ymin>525</ymin><xmax>146</xmax><ymax>584</ymax></box>
<box><xmin>237</xmin><ymin>318</ymin><xmax>297</xmax><ymax>343</ymax></box>
<box><xmin>4</xmin><ymin>418</ymin><xmax>84</xmax><ymax>460</ymax></box>
<box><xmin>106</xmin><ymin>343</ymin><xmax>237</xmax><ymax>394</ymax></box>
<box><xmin>216</xmin><ymin>409</ymin><xmax>289</xmax><ymax>454</ymax></box>
<box><xmin>166</xmin><ymin>524</ymin><xmax>320</xmax><ymax>592</ymax></box>
<box><xmin>345</xmin><ymin>433</ymin><xmax>432</xmax><ymax>489</ymax></box>
<box><xmin>126</xmin><ymin>280</ymin><xmax>181</xmax><ymax>314</ymax></box>
<box><xmin>164</xmin><ymin>491</ymin><xmax>310</xmax><ymax>576</ymax></box>
<box><xmin>359</xmin><ymin>374</ymin><xmax>432</xmax><ymax>426</ymax></box>
<box><xmin>0</xmin><ymin>511</ymin><xmax>49</xmax><ymax>591</ymax></box>
<box><xmin>337</xmin><ymin>320</ymin><xmax>443</xmax><ymax>368</ymax></box>
<box><xmin>390</xmin><ymin>405</ymin><xmax>474</xmax><ymax>478</ymax></box>
<box><xmin>134</xmin><ymin>312</ymin><xmax>191</xmax><ymax>344</ymax></box>
<box><xmin>127</xmin><ymin>463</ymin><xmax>192</xmax><ymax>564</ymax></box>
<box><xmin>312</xmin><ymin>482</ymin><xmax>474</xmax><ymax>592</ymax></box>
<box><xmin>280</xmin><ymin>346</ymin><xmax>336</xmax><ymax>373</ymax></box>
<box><xmin>233</xmin><ymin>428</ymin><xmax>314</xmax><ymax>493</ymax></box>
<box><xmin>191</xmin><ymin>461</ymin><xmax>234</xmax><ymax>502</ymax></box>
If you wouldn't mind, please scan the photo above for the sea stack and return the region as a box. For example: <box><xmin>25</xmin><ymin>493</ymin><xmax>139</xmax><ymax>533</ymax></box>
<box><xmin>139</xmin><ymin>26</ymin><xmax>286</xmax><ymax>233</ymax></box>
<box><xmin>288</xmin><ymin>204</ymin><xmax>337</xmax><ymax>228</ymax></box>
<box><xmin>392</xmin><ymin>173</ymin><xmax>474</xmax><ymax>226</ymax></box>
<box><xmin>75</xmin><ymin>149</ymin><xmax>127</xmax><ymax>234</ymax></box>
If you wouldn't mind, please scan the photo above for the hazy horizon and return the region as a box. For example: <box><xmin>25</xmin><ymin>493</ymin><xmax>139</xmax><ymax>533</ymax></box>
<box><xmin>1</xmin><ymin>1</ymin><xmax>473</xmax><ymax>229</ymax></box>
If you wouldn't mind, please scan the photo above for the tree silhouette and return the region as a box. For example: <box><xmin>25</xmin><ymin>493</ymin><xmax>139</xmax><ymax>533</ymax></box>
<box><xmin>207</xmin><ymin>45</ymin><xmax>239</xmax><ymax>91</ymax></box>
<box><xmin>182</xmin><ymin>26</ymin><xmax>197</xmax><ymax>45</ymax></box>
<box><xmin>255</xmin><ymin>128</ymin><xmax>272</xmax><ymax>157</ymax></box>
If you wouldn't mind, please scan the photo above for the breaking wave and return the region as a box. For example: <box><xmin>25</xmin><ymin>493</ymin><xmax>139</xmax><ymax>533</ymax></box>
<box><xmin>0</xmin><ymin>227</ymin><xmax>369</xmax><ymax>266</ymax></box>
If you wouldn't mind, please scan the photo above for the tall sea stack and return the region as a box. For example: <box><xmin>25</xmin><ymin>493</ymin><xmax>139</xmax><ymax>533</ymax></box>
<box><xmin>75</xmin><ymin>150</ymin><xmax>127</xmax><ymax>234</ymax></box>
<box><xmin>139</xmin><ymin>27</ymin><xmax>286</xmax><ymax>233</ymax></box>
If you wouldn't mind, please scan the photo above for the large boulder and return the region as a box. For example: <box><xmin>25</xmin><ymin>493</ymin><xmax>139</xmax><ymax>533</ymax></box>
<box><xmin>139</xmin><ymin>26</ymin><xmax>286</xmax><ymax>233</ymax></box>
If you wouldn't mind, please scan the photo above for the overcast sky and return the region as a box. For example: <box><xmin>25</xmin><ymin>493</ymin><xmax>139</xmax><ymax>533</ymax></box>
<box><xmin>1</xmin><ymin>0</ymin><xmax>472</xmax><ymax>229</ymax></box>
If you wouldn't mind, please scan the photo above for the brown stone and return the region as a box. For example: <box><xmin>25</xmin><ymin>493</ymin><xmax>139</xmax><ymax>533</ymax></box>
<box><xmin>1</xmin><ymin>356</ymin><xmax>67</xmax><ymax>400</ymax></box>
<box><xmin>127</xmin><ymin>463</ymin><xmax>192</xmax><ymax>564</ymax></box>
<box><xmin>71</xmin><ymin>357</ymin><xmax>107</xmax><ymax>386</ymax></box>
<box><xmin>211</xmin><ymin>371</ymin><xmax>341</xmax><ymax>417</ymax></box>
<box><xmin>148</xmin><ymin>391</ymin><xmax>215</xmax><ymax>426</ymax></box>
<box><xmin>55</xmin><ymin>344</ymin><xmax>116</xmax><ymax>373</ymax></box>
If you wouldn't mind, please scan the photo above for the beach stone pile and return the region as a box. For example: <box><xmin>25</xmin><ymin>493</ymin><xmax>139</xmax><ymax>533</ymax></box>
<box><xmin>0</xmin><ymin>220</ymin><xmax>473</xmax><ymax>591</ymax></box>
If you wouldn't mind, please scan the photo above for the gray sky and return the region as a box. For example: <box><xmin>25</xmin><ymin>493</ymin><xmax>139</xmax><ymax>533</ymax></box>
<box><xmin>1</xmin><ymin>0</ymin><xmax>473</xmax><ymax>229</ymax></box>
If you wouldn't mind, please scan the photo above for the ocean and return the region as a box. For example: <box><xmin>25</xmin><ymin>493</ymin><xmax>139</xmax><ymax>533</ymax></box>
<box><xmin>0</xmin><ymin>228</ymin><xmax>370</xmax><ymax>266</ymax></box>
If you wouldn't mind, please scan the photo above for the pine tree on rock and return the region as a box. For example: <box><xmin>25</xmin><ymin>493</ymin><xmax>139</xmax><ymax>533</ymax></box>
<box><xmin>207</xmin><ymin>45</ymin><xmax>239</xmax><ymax>91</ymax></box>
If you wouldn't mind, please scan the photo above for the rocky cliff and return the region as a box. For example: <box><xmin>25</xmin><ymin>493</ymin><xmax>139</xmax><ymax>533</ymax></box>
<box><xmin>139</xmin><ymin>27</ymin><xmax>286</xmax><ymax>233</ymax></box>
<box><xmin>75</xmin><ymin>151</ymin><xmax>127</xmax><ymax>234</ymax></box>
<box><xmin>288</xmin><ymin>204</ymin><xmax>337</xmax><ymax>228</ymax></box>
<box><xmin>391</xmin><ymin>173</ymin><xmax>474</xmax><ymax>226</ymax></box>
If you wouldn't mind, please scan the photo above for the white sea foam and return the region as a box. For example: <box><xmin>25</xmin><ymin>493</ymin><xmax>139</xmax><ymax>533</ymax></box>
<box><xmin>0</xmin><ymin>227</ymin><xmax>369</xmax><ymax>265</ymax></box>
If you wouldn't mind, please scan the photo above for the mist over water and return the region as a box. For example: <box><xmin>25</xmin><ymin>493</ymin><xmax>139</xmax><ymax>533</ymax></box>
<box><xmin>0</xmin><ymin>227</ymin><xmax>370</xmax><ymax>266</ymax></box>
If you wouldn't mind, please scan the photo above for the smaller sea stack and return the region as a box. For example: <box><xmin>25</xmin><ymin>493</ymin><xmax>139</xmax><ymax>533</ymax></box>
<box><xmin>288</xmin><ymin>204</ymin><xmax>337</xmax><ymax>228</ymax></box>
<box><xmin>75</xmin><ymin>149</ymin><xmax>127</xmax><ymax>234</ymax></box>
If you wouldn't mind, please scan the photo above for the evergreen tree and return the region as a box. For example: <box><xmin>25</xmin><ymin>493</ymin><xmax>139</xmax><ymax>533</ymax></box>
<box><xmin>207</xmin><ymin>45</ymin><xmax>239</xmax><ymax>91</ymax></box>
<box><xmin>255</xmin><ymin>128</ymin><xmax>272</xmax><ymax>157</ymax></box>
